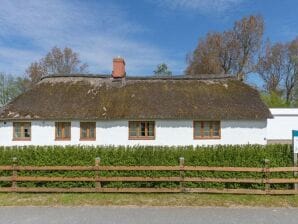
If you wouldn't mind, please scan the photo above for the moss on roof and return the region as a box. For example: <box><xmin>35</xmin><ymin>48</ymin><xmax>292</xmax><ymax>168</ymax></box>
<box><xmin>0</xmin><ymin>76</ymin><xmax>271</xmax><ymax>120</ymax></box>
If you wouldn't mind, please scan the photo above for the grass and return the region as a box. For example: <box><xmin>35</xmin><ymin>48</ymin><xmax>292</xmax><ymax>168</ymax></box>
<box><xmin>0</xmin><ymin>193</ymin><xmax>298</xmax><ymax>207</ymax></box>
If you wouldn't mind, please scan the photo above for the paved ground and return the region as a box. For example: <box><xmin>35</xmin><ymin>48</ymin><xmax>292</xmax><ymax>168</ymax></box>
<box><xmin>0</xmin><ymin>207</ymin><xmax>298</xmax><ymax>224</ymax></box>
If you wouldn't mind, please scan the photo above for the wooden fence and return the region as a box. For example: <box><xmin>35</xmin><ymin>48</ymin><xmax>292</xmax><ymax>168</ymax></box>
<box><xmin>0</xmin><ymin>157</ymin><xmax>298</xmax><ymax>194</ymax></box>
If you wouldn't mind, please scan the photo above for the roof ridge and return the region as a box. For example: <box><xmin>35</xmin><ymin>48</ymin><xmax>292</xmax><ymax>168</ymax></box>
<box><xmin>40</xmin><ymin>74</ymin><xmax>236</xmax><ymax>81</ymax></box>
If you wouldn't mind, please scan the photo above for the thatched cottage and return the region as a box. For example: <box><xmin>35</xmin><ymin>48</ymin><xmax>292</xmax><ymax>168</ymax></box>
<box><xmin>0</xmin><ymin>58</ymin><xmax>272</xmax><ymax>146</ymax></box>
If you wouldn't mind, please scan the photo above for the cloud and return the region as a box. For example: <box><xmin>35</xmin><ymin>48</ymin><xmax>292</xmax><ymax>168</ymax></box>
<box><xmin>0</xmin><ymin>0</ymin><xmax>180</xmax><ymax>76</ymax></box>
<box><xmin>152</xmin><ymin>0</ymin><xmax>243</xmax><ymax>15</ymax></box>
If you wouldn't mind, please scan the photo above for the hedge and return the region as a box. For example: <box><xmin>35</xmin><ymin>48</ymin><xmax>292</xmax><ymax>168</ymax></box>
<box><xmin>0</xmin><ymin>144</ymin><xmax>294</xmax><ymax>189</ymax></box>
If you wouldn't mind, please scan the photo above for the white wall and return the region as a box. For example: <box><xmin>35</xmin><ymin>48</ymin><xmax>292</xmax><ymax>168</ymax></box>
<box><xmin>0</xmin><ymin>120</ymin><xmax>267</xmax><ymax>146</ymax></box>
<box><xmin>267</xmin><ymin>108</ymin><xmax>298</xmax><ymax>141</ymax></box>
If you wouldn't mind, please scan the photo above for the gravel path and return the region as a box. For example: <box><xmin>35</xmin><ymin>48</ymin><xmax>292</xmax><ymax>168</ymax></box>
<box><xmin>0</xmin><ymin>207</ymin><xmax>298</xmax><ymax>224</ymax></box>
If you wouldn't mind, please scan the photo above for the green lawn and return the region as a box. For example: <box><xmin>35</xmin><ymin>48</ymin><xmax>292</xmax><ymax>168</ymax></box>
<box><xmin>0</xmin><ymin>193</ymin><xmax>298</xmax><ymax>207</ymax></box>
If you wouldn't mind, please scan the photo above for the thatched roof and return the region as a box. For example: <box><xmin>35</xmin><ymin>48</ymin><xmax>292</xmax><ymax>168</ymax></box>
<box><xmin>0</xmin><ymin>75</ymin><xmax>271</xmax><ymax>120</ymax></box>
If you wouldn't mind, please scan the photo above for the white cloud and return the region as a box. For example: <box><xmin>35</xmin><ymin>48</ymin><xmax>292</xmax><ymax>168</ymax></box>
<box><xmin>152</xmin><ymin>0</ymin><xmax>243</xmax><ymax>15</ymax></box>
<box><xmin>0</xmin><ymin>0</ymin><xmax>180</xmax><ymax>76</ymax></box>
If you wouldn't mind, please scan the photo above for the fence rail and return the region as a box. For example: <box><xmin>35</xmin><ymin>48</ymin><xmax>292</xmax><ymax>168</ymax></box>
<box><xmin>0</xmin><ymin>157</ymin><xmax>297</xmax><ymax>194</ymax></box>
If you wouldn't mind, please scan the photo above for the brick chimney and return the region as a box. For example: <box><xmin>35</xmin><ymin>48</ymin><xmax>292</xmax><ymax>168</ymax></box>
<box><xmin>112</xmin><ymin>57</ymin><xmax>126</xmax><ymax>78</ymax></box>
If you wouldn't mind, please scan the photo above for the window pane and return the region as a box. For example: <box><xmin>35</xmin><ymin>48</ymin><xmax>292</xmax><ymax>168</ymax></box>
<box><xmin>56</xmin><ymin>125</ymin><xmax>62</xmax><ymax>138</ymax></box>
<box><xmin>129</xmin><ymin>122</ymin><xmax>138</xmax><ymax>137</ymax></box>
<box><xmin>148</xmin><ymin>122</ymin><xmax>154</xmax><ymax>136</ymax></box>
<box><xmin>81</xmin><ymin>127</ymin><xmax>87</xmax><ymax>138</ymax></box>
<box><xmin>140</xmin><ymin>122</ymin><xmax>146</xmax><ymax>136</ymax></box>
<box><xmin>14</xmin><ymin>125</ymin><xmax>21</xmax><ymax>138</ymax></box>
<box><xmin>213</xmin><ymin>122</ymin><xmax>220</xmax><ymax>137</ymax></box>
<box><xmin>203</xmin><ymin>122</ymin><xmax>211</xmax><ymax>137</ymax></box>
<box><xmin>194</xmin><ymin>122</ymin><xmax>200</xmax><ymax>137</ymax></box>
<box><xmin>89</xmin><ymin>126</ymin><xmax>95</xmax><ymax>138</ymax></box>
<box><xmin>129</xmin><ymin>130</ymin><xmax>137</xmax><ymax>136</ymax></box>
<box><xmin>24</xmin><ymin>127</ymin><xmax>30</xmax><ymax>138</ymax></box>
<box><xmin>64</xmin><ymin>124</ymin><xmax>70</xmax><ymax>138</ymax></box>
<box><xmin>56</xmin><ymin>123</ymin><xmax>62</xmax><ymax>138</ymax></box>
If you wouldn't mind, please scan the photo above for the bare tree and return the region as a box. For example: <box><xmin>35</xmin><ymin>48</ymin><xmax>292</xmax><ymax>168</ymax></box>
<box><xmin>26</xmin><ymin>61</ymin><xmax>47</xmax><ymax>85</ymax></box>
<box><xmin>217</xmin><ymin>31</ymin><xmax>240</xmax><ymax>74</ymax></box>
<box><xmin>186</xmin><ymin>33</ymin><xmax>224</xmax><ymax>75</ymax></box>
<box><xmin>257</xmin><ymin>38</ymin><xmax>298</xmax><ymax>104</ymax></box>
<box><xmin>256</xmin><ymin>41</ymin><xmax>286</xmax><ymax>94</ymax></box>
<box><xmin>43</xmin><ymin>47</ymin><xmax>88</xmax><ymax>75</ymax></box>
<box><xmin>185</xmin><ymin>15</ymin><xmax>264</xmax><ymax>79</ymax></box>
<box><xmin>284</xmin><ymin>38</ymin><xmax>298</xmax><ymax>103</ymax></box>
<box><xmin>233</xmin><ymin>15</ymin><xmax>264</xmax><ymax>79</ymax></box>
<box><xmin>26</xmin><ymin>47</ymin><xmax>88</xmax><ymax>85</ymax></box>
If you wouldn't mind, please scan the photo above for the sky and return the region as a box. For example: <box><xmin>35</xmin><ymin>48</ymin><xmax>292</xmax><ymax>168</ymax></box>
<box><xmin>0</xmin><ymin>0</ymin><xmax>298</xmax><ymax>81</ymax></box>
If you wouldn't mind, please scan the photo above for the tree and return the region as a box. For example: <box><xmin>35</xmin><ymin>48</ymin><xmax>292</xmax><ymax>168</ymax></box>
<box><xmin>256</xmin><ymin>41</ymin><xmax>286</xmax><ymax>94</ymax></box>
<box><xmin>217</xmin><ymin>31</ymin><xmax>240</xmax><ymax>74</ymax></box>
<box><xmin>186</xmin><ymin>31</ymin><xmax>239</xmax><ymax>75</ymax></box>
<box><xmin>261</xmin><ymin>91</ymin><xmax>290</xmax><ymax>108</ymax></box>
<box><xmin>26</xmin><ymin>62</ymin><xmax>47</xmax><ymax>85</ymax></box>
<box><xmin>186</xmin><ymin>33</ymin><xmax>224</xmax><ymax>75</ymax></box>
<box><xmin>15</xmin><ymin>77</ymin><xmax>31</xmax><ymax>94</ymax></box>
<box><xmin>0</xmin><ymin>73</ymin><xmax>24</xmax><ymax>106</ymax></box>
<box><xmin>185</xmin><ymin>15</ymin><xmax>264</xmax><ymax>79</ymax></box>
<box><xmin>233</xmin><ymin>15</ymin><xmax>264</xmax><ymax>79</ymax></box>
<box><xmin>26</xmin><ymin>47</ymin><xmax>88</xmax><ymax>85</ymax></box>
<box><xmin>285</xmin><ymin>38</ymin><xmax>298</xmax><ymax>103</ymax></box>
<box><xmin>256</xmin><ymin>38</ymin><xmax>298</xmax><ymax>105</ymax></box>
<box><xmin>154</xmin><ymin>63</ymin><xmax>172</xmax><ymax>77</ymax></box>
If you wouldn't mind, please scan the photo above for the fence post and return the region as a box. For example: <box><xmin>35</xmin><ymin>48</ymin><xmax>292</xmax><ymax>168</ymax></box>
<box><xmin>95</xmin><ymin>157</ymin><xmax>101</xmax><ymax>189</ymax></box>
<box><xmin>264</xmin><ymin>159</ymin><xmax>270</xmax><ymax>194</ymax></box>
<box><xmin>179</xmin><ymin>157</ymin><xmax>185</xmax><ymax>192</ymax></box>
<box><xmin>12</xmin><ymin>157</ymin><xmax>18</xmax><ymax>190</ymax></box>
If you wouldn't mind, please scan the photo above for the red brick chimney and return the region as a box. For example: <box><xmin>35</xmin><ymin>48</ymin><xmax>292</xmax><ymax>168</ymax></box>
<box><xmin>112</xmin><ymin>57</ymin><xmax>126</xmax><ymax>78</ymax></box>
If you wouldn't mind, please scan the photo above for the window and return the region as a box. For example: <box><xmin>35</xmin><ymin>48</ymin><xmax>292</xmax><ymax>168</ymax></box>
<box><xmin>194</xmin><ymin>121</ymin><xmax>220</xmax><ymax>139</ymax></box>
<box><xmin>80</xmin><ymin>122</ymin><xmax>96</xmax><ymax>140</ymax></box>
<box><xmin>13</xmin><ymin>122</ymin><xmax>31</xmax><ymax>140</ymax></box>
<box><xmin>55</xmin><ymin>122</ymin><xmax>71</xmax><ymax>140</ymax></box>
<box><xmin>129</xmin><ymin>121</ymin><xmax>155</xmax><ymax>139</ymax></box>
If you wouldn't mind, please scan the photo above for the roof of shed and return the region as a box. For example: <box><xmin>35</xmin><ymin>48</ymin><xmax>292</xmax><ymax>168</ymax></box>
<box><xmin>0</xmin><ymin>75</ymin><xmax>272</xmax><ymax>120</ymax></box>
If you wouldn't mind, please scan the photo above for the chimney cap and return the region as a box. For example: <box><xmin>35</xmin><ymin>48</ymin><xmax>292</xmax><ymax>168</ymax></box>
<box><xmin>113</xmin><ymin>57</ymin><xmax>125</xmax><ymax>64</ymax></box>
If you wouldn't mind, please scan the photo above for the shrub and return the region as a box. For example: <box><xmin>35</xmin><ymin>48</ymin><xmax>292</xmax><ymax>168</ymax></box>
<box><xmin>0</xmin><ymin>144</ymin><xmax>293</xmax><ymax>189</ymax></box>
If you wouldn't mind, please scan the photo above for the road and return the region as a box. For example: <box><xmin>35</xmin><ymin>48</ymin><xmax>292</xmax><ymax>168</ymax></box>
<box><xmin>0</xmin><ymin>207</ymin><xmax>297</xmax><ymax>224</ymax></box>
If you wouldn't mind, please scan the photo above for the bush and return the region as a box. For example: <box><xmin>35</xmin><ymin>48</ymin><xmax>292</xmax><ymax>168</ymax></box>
<box><xmin>0</xmin><ymin>144</ymin><xmax>293</xmax><ymax>189</ymax></box>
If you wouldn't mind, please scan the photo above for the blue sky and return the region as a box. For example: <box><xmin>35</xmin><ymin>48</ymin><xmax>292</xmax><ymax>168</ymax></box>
<box><xmin>0</xmin><ymin>0</ymin><xmax>298</xmax><ymax>80</ymax></box>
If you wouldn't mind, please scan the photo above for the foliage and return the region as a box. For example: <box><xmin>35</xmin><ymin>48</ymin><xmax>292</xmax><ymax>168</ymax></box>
<box><xmin>154</xmin><ymin>63</ymin><xmax>172</xmax><ymax>77</ymax></box>
<box><xmin>0</xmin><ymin>145</ymin><xmax>292</xmax><ymax>189</ymax></box>
<box><xmin>26</xmin><ymin>46</ymin><xmax>88</xmax><ymax>85</ymax></box>
<box><xmin>261</xmin><ymin>92</ymin><xmax>290</xmax><ymax>108</ymax></box>
<box><xmin>0</xmin><ymin>73</ymin><xmax>28</xmax><ymax>106</ymax></box>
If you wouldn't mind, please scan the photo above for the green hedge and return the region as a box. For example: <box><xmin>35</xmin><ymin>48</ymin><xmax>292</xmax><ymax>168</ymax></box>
<box><xmin>0</xmin><ymin>144</ymin><xmax>294</xmax><ymax>189</ymax></box>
